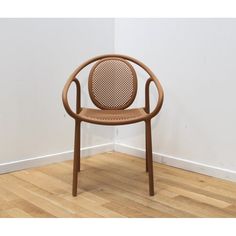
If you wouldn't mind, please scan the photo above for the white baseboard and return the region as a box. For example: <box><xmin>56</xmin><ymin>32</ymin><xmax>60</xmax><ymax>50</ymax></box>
<box><xmin>0</xmin><ymin>143</ymin><xmax>114</xmax><ymax>174</ymax></box>
<box><xmin>2</xmin><ymin>141</ymin><xmax>236</xmax><ymax>183</ymax></box>
<box><xmin>114</xmin><ymin>143</ymin><xmax>236</xmax><ymax>182</ymax></box>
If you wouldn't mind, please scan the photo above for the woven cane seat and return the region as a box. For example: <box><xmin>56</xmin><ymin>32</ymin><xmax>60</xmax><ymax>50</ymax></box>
<box><xmin>79</xmin><ymin>107</ymin><xmax>147</xmax><ymax>124</ymax></box>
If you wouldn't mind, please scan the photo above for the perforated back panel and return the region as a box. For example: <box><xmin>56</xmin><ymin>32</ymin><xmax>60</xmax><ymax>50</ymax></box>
<box><xmin>88</xmin><ymin>58</ymin><xmax>137</xmax><ymax>110</ymax></box>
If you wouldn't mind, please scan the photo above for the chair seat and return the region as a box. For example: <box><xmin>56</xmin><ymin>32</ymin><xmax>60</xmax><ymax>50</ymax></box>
<box><xmin>79</xmin><ymin>107</ymin><xmax>147</xmax><ymax>125</ymax></box>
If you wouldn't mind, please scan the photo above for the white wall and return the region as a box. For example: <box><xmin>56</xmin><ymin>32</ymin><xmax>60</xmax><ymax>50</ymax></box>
<box><xmin>114</xmin><ymin>19</ymin><xmax>236</xmax><ymax>180</ymax></box>
<box><xmin>1</xmin><ymin>18</ymin><xmax>236</xmax><ymax>181</ymax></box>
<box><xmin>0</xmin><ymin>19</ymin><xmax>114</xmax><ymax>171</ymax></box>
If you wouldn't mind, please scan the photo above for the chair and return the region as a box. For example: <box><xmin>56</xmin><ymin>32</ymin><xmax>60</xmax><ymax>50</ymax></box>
<box><xmin>62</xmin><ymin>54</ymin><xmax>164</xmax><ymax>196</ymax></box>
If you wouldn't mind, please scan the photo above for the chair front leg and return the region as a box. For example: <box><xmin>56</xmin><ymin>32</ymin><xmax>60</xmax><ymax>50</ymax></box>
<box><xmin>72</xmin><ymin>120</ymin><xmax>81</xmax><ymax>196</ymax></box>
<box><xmin>145</xmin><ymin>78</ymin><xmax>152</xmax><ymax>173</ymax></box>
<box><xmin>145</xmin><ymin>120</ymin><xmax>154</xmax><ymax>196</ymax></box>
<box><xmin>145</xmin><ymin>130</ymin><xmax>149</xmax><ymax>173</ymax></box>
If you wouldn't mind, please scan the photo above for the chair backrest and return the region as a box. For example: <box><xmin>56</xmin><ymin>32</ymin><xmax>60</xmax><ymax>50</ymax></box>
<box><xmin>88</xmin><ymin>57</ymin><xmax>137</xmax><ymax>110</ymax></box>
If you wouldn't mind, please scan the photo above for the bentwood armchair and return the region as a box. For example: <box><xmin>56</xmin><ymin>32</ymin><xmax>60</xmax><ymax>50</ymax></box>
<box><xmin>62</xmin><ymin>54</ymin><xmax>164</xmax><ymax>196</ymax></box>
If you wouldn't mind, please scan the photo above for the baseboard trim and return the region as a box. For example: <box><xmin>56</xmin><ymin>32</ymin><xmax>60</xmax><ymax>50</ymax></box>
<box><xmin>0</xmin><ymin>143</ymin><xmax>114</xmax><ymax>174</ymax></box>
<box><xmin>3</xmin><ymin>141</ymin><xmax>236</xmax><ymax>182</ymax></box>
<box><xmin>114</xmin><ymin>143</ymin><xmax>236</xmax><ymax>182</ymax></box>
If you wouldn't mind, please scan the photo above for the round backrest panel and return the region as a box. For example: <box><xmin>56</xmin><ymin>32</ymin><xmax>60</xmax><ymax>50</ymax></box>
<box><xmin>88</xmin><ymin>58</ymin><xmax>137</xmax><ymax>110</ymax></box>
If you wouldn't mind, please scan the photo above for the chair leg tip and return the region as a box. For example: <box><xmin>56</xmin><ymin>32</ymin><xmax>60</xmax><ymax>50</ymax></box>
<box><xmin>72</xmin><ymin>190</ymin><xmax>77</xmax><ymax>197</ymax></box>
<box><xmin>149</xmin><ymin>190</ymin><xmax>154</xmax><ymax>196</ymax></box>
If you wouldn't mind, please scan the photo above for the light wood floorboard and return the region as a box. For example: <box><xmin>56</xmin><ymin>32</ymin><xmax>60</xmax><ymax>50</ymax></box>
<box><xmin>0</xmin><ymin>152</ymin><xmax>236</xmax><ymax>218</ymax></box>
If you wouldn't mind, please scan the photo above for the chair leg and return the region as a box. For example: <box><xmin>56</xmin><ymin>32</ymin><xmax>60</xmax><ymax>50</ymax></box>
<box><xmin>145</xmin><ymin>120</ymin><xmax>154</xmax><ymax>196</ymax></box>
<box><xmin>72</xmin><ymin>121</ymin><xmax>81</xmax><ymax>197</ymax></box>
<box><xmin>145</xmin><ymin>127</ymin><xmax>149</xmax><ymax>173</ymax></box>
<box><xmin>77</xmin><ymin>122</ymin><xmax>81</xmax><ymax>173</ymax></box>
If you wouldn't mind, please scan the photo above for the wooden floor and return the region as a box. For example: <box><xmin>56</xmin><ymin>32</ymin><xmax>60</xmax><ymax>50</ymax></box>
<box><xmin>0</xmin><ymin>152</ymin><xmax>236</xmax><ymax>218</ymax></box>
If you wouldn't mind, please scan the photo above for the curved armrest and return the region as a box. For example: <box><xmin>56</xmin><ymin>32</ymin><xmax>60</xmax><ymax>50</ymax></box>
<box><xmin>145</xmin><ymin>76</ymin><xmax>164</xmax><ymax>120</ymax></box>
<box><xmin>62</xmin><ymin>56</ymin><xmax>105</xmax><ymax>119</ymax></box>
<box><xmin>62</xmin><ymin>77</ymin><xmax>81</xmax><ymax>120</ymax></box>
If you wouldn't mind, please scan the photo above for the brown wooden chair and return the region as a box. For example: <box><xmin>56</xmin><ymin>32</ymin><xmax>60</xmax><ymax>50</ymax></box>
<box><xmin>62</xmin><ymin>54</ymin><xmax>164</xmax><ymax>196</ymax></box>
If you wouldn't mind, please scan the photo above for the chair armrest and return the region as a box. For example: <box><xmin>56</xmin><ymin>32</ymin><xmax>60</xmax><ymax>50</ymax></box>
<box><xmin>62</xmin><ymin>77</ymin><xmax>81</xmax><ymax>120</ymax></box>
<box><xmin>145</xmin><ymin>76</ymin><xmax>164</xmax><ymax>119</ymax></box>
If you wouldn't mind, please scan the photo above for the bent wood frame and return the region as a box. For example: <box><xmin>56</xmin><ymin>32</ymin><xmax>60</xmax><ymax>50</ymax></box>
<box><xmin>62</xmin><ymin>54</ymin><xmax>164</xmax><ymax>196</ymax></box>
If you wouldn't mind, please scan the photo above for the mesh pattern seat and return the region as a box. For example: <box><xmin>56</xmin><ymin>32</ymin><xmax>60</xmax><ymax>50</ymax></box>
<box><xmin>79</xmin><ymin>107</ymin><xmax>147</xmax><ymax>124</ymax></box>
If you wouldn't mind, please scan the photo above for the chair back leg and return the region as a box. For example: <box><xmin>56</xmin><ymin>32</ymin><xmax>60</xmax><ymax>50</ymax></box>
<box><xmin>145</xmin><ymin>120</ymin><xmax>154</xmax><ymax>196</ymax></box>
<box><xmin>72</xmin><ymin>121</ymin><xmax>81</xmax><ymax>196</ymax></box>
